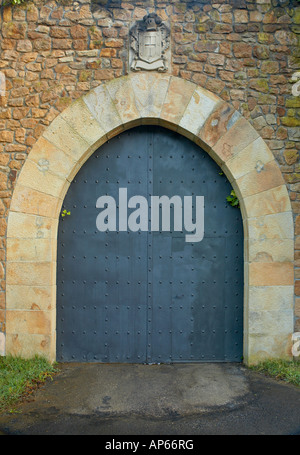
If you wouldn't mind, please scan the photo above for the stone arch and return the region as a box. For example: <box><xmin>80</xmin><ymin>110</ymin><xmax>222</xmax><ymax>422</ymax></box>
<box><xmin>5</xmin><ymin>73</ymin><xmax>294</xmax><ymax>365</ymax></box>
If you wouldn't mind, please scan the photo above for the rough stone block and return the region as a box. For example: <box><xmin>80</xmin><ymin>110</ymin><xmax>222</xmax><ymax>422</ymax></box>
<box><xmin>179</xmin><ymin>86</ymin><xmax>220</xmax><ymax>136</ymax></box>
<box><xmin>60</xmin><ymin>98</ymin><xmax>107</xmax><ymax>150</ymax></box>
<box><xmin>5</xmin><ymin>333</ymin><xmax>54</xmax><ymax>360</ymax></box>
<box><xmin>6</xmin><ymin>261</ymin><xmax>56</xmax><ymax>286</ymax></box>
<box><xmin>243</xmin><ymin>185</ymin><xmax>291</xmax><ymax>218</ymax></box>
<box><xmin>43</xmin><ymin>114</ymin><xmax>90</xmax><ymax>162</ymax></box>
<box><xmin>15</xmin><ymin>159</ymin><xmax>67</xmax><ymax>199</ymax></box>
<box><xmin>248</xmin><ymin>285</ymin><xmax>294</xmax><ymax>312</ymax></box>
<box><xmin>6</xmin><ymin>285</ymin><xmax>55</xmax><ymax>311</ymax></box>
<box><xmin>6</xmin><ymin>309</ymin><xmax>52</xmax><ymax>335</ymax></box>
<box><xmin>105</xmin><ymin>76</ymin><xmax>140</xmax><ymax>126</ymax></box>
<box><xmin>214</xmin><ymin>117</ymin><xmax>260</xmax><ymax>164</ymax></box>
<box><xmin>247</xmin><ymin>238</ymin><xmax>294</xmax><ymax>263</ymax></box>
<box><xmin>224</xmin><ymin>136</ymin><xmax>274</xmax><ymax>181</ymax></box>
<box><xmin>83</xmin><ymin>83</ymin><xmax>124</xmax><ymax>137</ymax></box>
<box><xmin>160</xmin><ymin>77</ymin><xmax>196</xmax><ymax>127</ymax></box>
<box><xmin>249</xmin><ymin>262</ymin><xmax>294</xmax><ymax>286</ymax></box>
<box><xmin>248</xmin><ymin>212</ymin><xmax>294</xmax><ymax>241</ymax></box>
<box><xmin>197</xmin><ymin>102</ymin><xmax>239</xmax><ymax>154</ymax></box>
<box><xmin>7</xmin><ymin>212</ymin><xmax>58</xmax><ymax>240</ymax></box>
<box><xmin>236</xmin><ymin>160</ymin><xmax>285</xmax><ymax>198</ymax></box>
<box><xmin>6</xmin><ymin>238</ymin><xmax>55</xmax><ymax>263</ymax></box>
<box><xmin>130</xmin><ymin>73</ymin><xmax>170</xmax><ymax>119</ymax></box>
<box><xmin>28</xmin><ymin>136</ymin><xmax>77</xmax><ymax>181</ymax></box>
<box><xmin>10</xmin><ymin>184</ymin><xmax>61</xmax><ymax>218</ymax></box>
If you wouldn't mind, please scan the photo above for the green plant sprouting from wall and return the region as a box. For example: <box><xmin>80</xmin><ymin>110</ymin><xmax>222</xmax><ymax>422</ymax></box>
<box><xmin>218</xmin><ymin>172</ymin><xmax>240</xmax><ymax>208</ymax></box>
<box><xmin>226</xmin><ymin>190</ymin><xmax>240</xmax><ymax>208</ymax></box>
<box><xmin>61</xmin><ymin>209</ymin><xmax>71</xmax><ymax>218</ymax></box>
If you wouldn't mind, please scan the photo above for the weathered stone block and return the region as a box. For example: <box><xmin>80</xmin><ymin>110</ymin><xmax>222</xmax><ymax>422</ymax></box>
<box><xmin>243</xmin><ymin>185</ymin><xmax>291</xmax><ymax>218</ymax></box>
<box><xmin>249</xmin><ymin>262</ymin><xmax>294</xmax><ymax>286</ymax></box>
<box><xmin>236</xmin><ymin>160</ymin><xmax>285</xmax><ymax>198</ymax></box>
<box><xmin>42</xmin><ymin>115</ymin><xmax>90</xmax><ymax>162</ymax></box>
<box><xmin>224</xmin><ymin>136</ymin><xmax>273</xmax><ymax>181</ymax></box>
<box><xmin>105</xmin><ymin>76</ymin><xmax>140</xmax><ymax>126</ymax></box>
<box><xmin>10</xmin><ymin>185</ymin><xmax>60</xmax><ymax>218</ymax></box>
<box><xmin>130</xmin><ymin>73</ymin><xmax>170</xmax><ymax>119</ymax></box>
<box><xmin>83</xmin><ymin>83</ymin><xmax>123</xmax><ymax>137</ymax></box>
<box><xmin>6</xmin><ymin>238</ymin><xmax>55</xmax><ymax>263</ymax></box>
<box><xmin>6</xmin><ymin>285</ymin><xmax>55</xmax><ymax>311</ymax></box>
<box><xmin>247</xmin><ymin>238</ymin><xmax>294</xmax><ymax>263</ymax></box>
<box><xmin>5</xmin><ymin>333</ymin><xmax>55</xmax><ymax>360</ymax></box>
<box><xmin>160</xmin><ymin>77</ymin><xmax>196</xmax><ymax>127</ymax></box>
<box><xmin>247</xmin><ymin>212</ymin><xmax>294</xmax><ymax>241</ymax></box>
<box><xmin>28</xmin><ymin>136</ymin><xmax>77</xmax><ymax>181</ymax></box>
<box><xmin>284</xmin><ymin>149</ymin><xmax>299</xmax><ymax>165</ymax></box>
<box><xmin>16</xmin><ymin>159</ymin><xmax>67</xmax><ymax>199</ymax></box>
<box><xmin>214</xmin><ymin>117</ymin><xmax>260</xmax><ymax>164</ymax></box>
<box><xmin>197</xmin><ymin>102</ymin><xmax>238</xmax><ymax>152</ymax></box>
<box><xmin>6</xmin><ymin>309</ymin><xmax>53</xmax><ymax>335</ymax></box>
<box><xmin>248</xmin><ymin>286</ymin><xmax>294</xmax><ymax>312</ymax></box>
<box><xmin>179</xmin><ymin>86</ymin><xmax>220</xmax><ymax>136</ymax></box>
<box><xmin>60</xmin><ymin>98</ymin><xmax>106</xmax><ymax>151</ymax></box>
<box><xmin>6</xmin><ymin>261</ymin><xmax>56</xmax><ymax>286</ymax></box>
<box><xmin>7</xmin><ymin>212</ymin><xmax>58</xmax><ymax>240</ymax></box>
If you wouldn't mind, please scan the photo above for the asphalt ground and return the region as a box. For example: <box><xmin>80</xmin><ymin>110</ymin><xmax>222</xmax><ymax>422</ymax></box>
<box><xmin>0</xmin><ymin>362</ymin><xmax>299</xmax><ymax>436</ymax></box>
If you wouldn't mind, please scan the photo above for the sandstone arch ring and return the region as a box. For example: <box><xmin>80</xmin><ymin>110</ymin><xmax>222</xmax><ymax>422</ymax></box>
<box><xmin>5</xmin><ymin>73</ymin><xmax>294</xmax><ymax>365</ymax></box>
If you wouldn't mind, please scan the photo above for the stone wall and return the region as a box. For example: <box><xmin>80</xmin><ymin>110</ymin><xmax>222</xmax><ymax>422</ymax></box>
<box><xmin>0</xmin><ymin>0</ymin><xmax>299</xmax><ymax>348</ymax></box>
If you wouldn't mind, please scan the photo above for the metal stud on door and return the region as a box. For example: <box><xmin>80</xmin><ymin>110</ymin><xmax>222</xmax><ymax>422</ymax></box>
<box><xmin>57</xmin><ymin>126</ymin><xmax>243</xmax><ymax>363</ymax></box>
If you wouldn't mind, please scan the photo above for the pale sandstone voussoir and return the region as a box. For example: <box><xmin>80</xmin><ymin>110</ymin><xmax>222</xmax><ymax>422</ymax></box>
<box><xmin>42</xmin><ymin>114</ymin><xmax>90</xmax><ymax>162</ymax></box>
<box><xmin>6</xmin><ymin>261</ymin><xmax>56</xmax><ymax>286</ymax></box>
<box><xmin>105</xmin><ymin>76</ymin><xmax>140</xmax><ymax>126</ymax></box>
<box><xmin>236</xmin><ymin>160</ymin><xmax>285</xmax><ymax>199</ymax></box>
<box><xmin>28</xmin><ymin>136</ymin><xmax>77</xmax><ymax>181</ymax></box>
<box><xmin>213</xmin><ymin>116</ymin><xmax>260</xmax><ymax>164</ymax></box>
<box><xmin>131</xmin><ymin>72</ymin><xmax>170</xmax><ymax>119</ymax></box>
<box><xmin>6</xmin><ymin>285</ymin><xmax>55</xmax><ymax>311</ymax></box>
<box><xmin>7</xmin><ymin>211</ymin><xmax>58</xmax><ymax>240</ymax></box>
<box><xmin>61</xmin><ymin>98</ymin><xmax>107</xmax><ymax>149</ymax></box>
<box><xmin>243</xmin><ymin>185</ymin><xmax>292</xmax><ymax>218</ymax></box>
<box><xmin>179</xmin><ymin>86</ymin><xmax>221</xmax><ymax>136</ymax></box>
<box><xmin>224</xmin><ymin>136</ymin><xmax>274</xmax><ymax>181</ymax></box>
<box><xmin>10</xmin><ymin>184</ymin><xmax>61</xmax><ymax>218</ymax></box>
<box><xmin>83</xmin><ymin>83</ymin><xmax>124</xmax><ymax>136</ymax></box>
<box><xmin>249</xmin><ymin>262</ymin><xmax>294</xmax><ymax>286</ymax></box>
<box><xmin>16</xmin><ymin>158</ymin><xmax>68</xmax><ymax>199</ymax></box>
<box><xmin>247</xmin><ymin>212</ymin><xmax>294</xmax><ymax>241</ymax></box>
<box><xmin>160</xmin><ymin>76</ymin><xmax>196</xmax><ymax>127</ymax></box>
<box><xmin>197</xmin><ymin>102</ymin><xmax>240</xmax><ymax>155</ymax></box>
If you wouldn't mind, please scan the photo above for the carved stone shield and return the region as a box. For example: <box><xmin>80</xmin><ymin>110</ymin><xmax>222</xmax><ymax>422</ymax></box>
<box><xmin>129</xmin><ymin>14</ymin><xmax>170</xmax><ymax>72</ymax></box>
<box><xmin>139</xmin><ymin>31</ymin><xmax>162</xmax><ymax>64</ymax></box>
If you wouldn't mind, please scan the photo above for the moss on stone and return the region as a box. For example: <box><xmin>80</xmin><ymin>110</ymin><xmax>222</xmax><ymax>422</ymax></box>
<box><xmin>281</xmin><ymin>117</ymin><xmax>300</xmax><ymax>127</ymax></box>
<box><xmin>292</xmin><ymin>7</ymin><xmax>300</xmax><ymax>24</ymax></box>
<box><xmin>286</xmin><ymin>98</ymin><xmax>300</xmax><ymax>108</ymax></box>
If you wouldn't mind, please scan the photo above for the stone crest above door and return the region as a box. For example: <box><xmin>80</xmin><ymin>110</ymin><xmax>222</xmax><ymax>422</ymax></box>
<box><xmin>129</xmin><ymin>13</ymin><xmax>170</xmax><ymax>72</ymax></box>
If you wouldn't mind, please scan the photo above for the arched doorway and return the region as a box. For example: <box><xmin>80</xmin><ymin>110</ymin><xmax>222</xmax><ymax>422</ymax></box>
<box><xmin>5</xmin><ymin>74</ymin><xmax>294</xmax><ymax>365</ymax></box>
<box><xmin>56</xmin><ymin>126</ymin><xmax>244</xmax><ymax>363</ymax></box>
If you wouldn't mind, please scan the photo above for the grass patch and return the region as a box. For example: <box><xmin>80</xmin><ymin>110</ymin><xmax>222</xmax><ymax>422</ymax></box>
<box><xmin>0</xmin><ymin>355</ymin><xmax>58</xmax><ymax>413</ymax></box>
<box><xmin>250</xmin><ymin>359</ymin><xmax>300</xmax><ymax>387</ymax></box>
